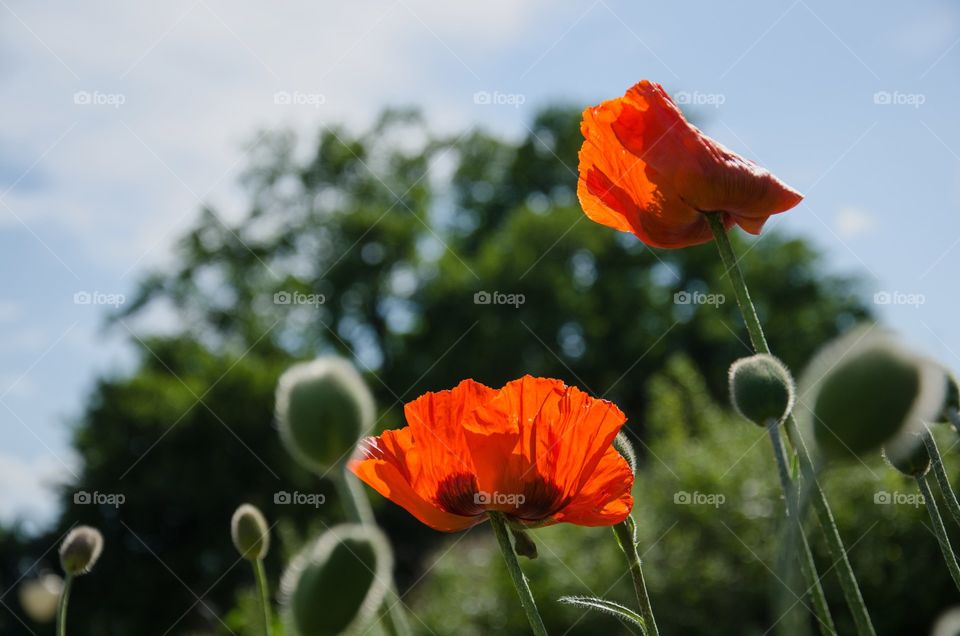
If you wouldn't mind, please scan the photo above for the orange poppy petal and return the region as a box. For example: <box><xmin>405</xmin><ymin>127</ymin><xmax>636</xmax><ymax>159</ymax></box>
<box><xmin>402</xmin><ymin>378</ymin><xmax>495</xmax><ymax>490</ymax></box>
<box><xmin>461</xmin><ymin>376</ymin><xmax>566</xmax><ymax>496</ymax></box>
<box><xmin>551</xmin><ymin>446</ymin><xmax>634</xmax><ymax>526</ymax></box>
<box><xmin>613</xmin><ymin>81</ymin><xmax>803</xmax><ymax>222</ymax></box>
<box><xmin>463</xmin><ymin>377</ymin><xmax>630</xmax><ymax>523</ymax></box>
<box><xmin>578</xmin><ymin>88</ymin><xmax>718</xmax><ymax>248</ymax></box>
<box><xmin>531</xmin><ymin>386</ymin><xmax>628</xmax><ymax>499</ymax></box>
<box><xmin>348</xmin><ymin>430</ymin><xmax>482</xmax><ymax>532</ymax></box>
<box><xmin>578</xmin><ymin>79</ymin><xmax>802</xmax><ymax>248</ymax></box>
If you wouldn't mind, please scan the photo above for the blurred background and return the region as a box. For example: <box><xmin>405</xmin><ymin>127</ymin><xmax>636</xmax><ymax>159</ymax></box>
<box><xmin>2</xmin><ymin>0</ymin><xmax>960</xmax><ymax>633</ymax></box>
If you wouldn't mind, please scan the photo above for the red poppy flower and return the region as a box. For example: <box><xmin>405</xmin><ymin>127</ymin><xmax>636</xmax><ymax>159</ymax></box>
<box><xmin>577</xmin><ymin>80</ymin><xmax>803</xmax><ymax>249</ymax></box>
<box><xmin>348</xmin><ymin>376</ymin><xmax>634</xmax><ymax>532</ymax></box>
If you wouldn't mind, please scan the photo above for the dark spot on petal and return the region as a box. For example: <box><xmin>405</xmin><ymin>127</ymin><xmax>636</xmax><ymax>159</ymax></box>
<box><xmin>434</xmin><ymin>473</ymin><xmax>484</xmax><ymax>517</ymax></box>
<box><xmin>511</xmin><ymin>475</ymin><xmax>569</xmax><ymax>522</ymax></box>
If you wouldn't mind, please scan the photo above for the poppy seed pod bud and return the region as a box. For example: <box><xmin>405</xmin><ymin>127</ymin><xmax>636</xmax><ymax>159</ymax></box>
<box><xmin>281</xmin><ymin>524</ymin><xmax>392</xmax><ymax>636</ymax></box>
<box><xmin>231</xmin><ymin>504</ymin><xmax>270</xmax><ymax>561</ymax></box>
<box><xmin>613</xmin><ymin>431</ymin><xmax>638</xmax><ymax>475</ymax></box>
<box><xmin>799</xmin><ymin>328</ymin><xmax>946</xmax><ymax>463</ymax></box>
<box><xmin>276</xmin><ymin>357</ymin><xmax>375</xmax><ymax>473</ymax></box>
<box><xmin>59</xmin><ymin>526</ymin><xmax>104</xmax><ymax>576</ymax></box>
<box><xmin>728</xmin><ymin>354</ymin><xmax>796</xmax><ymax>426</ymax></box>
<box><xmin>883</xmin><ymin>435</ymin><xmax>931</xmax><ymax>478</ymax></box>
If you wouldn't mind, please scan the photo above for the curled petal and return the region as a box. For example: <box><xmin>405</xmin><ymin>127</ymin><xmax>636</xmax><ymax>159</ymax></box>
<box><xmin>578</xmin><ymin>80</ymin><xmax>802</xmax><ymax>248</ymax></box>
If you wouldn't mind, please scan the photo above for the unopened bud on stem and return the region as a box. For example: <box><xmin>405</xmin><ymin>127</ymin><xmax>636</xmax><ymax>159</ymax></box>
<box><xmin>884</xmin><ymin>434</ymin><xmax>931</xmax><ymax>478</ymax></box>
<box><xmin>231</xmin><ymin>503</ymin><xmax>270</xmax><ymax>561</ymax></box>
<box><xmin>281</xmin><ymin>524</ymin><xmax>392</xmax><ymax>636</ymax></box>
<box><xmin>613</xmin><ymin>432</ymin><xmax>638</xmax><ymax>475</ymax></box>
<box><xmin>728</xmin><ymin>354</ymin><xmax>796</xmax><ymax>426</ymax></box>
<box><xmin>59</xmin><ymin>526</ymin><xmax>104</xmax><ymax>576</ymax></box>
<box><xmin>276</xmin><ymin>356</ymin><xmax>376</xmax><ymax>473</ymax></box>
<box><xmin>799</xmin><ymin>327</ymin><xmax>946</xmax><ymax>463</ymax></box>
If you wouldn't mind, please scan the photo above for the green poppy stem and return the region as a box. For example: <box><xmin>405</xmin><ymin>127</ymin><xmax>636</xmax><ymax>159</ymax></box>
<box><xmin>707</xmin><ymin>213</ymin><xmax>875</xmax><ymax>636</ymax></box>
<box><xmin>56</xmin><ymin>574</ymin><xmax>72</xmax><ymax>636</ymax></box>
<box><xmin>488</xmin><ymin>512</ymin><xmax>549</xmax><ymax>636</ymax></box>
<box><xmin>336</xmin><ymin>465</ymin><xmax>376</xmax><ymax>525</ymax></box>
<box><xmin>252</xmin><ymin>559</ymin><xmax>271</xmax><ymax>636</ymax></box>
<box><xmin>916</xmin><ymin>474</ymin><xmax>960</xmax><ymax>592</ymax></box>
<box><xmin>613</xmin><ymin>518</ymin><xmax>660</xmax><ymax>636</ymax></box>
<box><xmin>923</xmin><ymin>428</ymin><xmax>960</xmax><ymax>530</ymax></box>
<box><xmin>335</xmin><ymin>468</ymin><xmax>413</xmax><ymax>636</ymax></box>
<box><xmin>768</xmin><ymin>420</ymin><xmax>837</xmax><ymax>635</ymax></box>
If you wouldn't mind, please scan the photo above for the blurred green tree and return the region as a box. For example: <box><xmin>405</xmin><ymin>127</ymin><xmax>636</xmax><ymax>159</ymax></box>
<box><xmin>1</xmin><ymin>106</ymin><xmax>873</xmax><ymax>634</ymax></box>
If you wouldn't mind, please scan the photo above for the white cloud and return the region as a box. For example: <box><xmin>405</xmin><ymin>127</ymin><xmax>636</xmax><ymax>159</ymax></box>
<box><xmin>0</xmin><ymin>301</ymin><xmax>23</xmax><ymax>323</ymax></box>
<box><xmin>0</xmin><ymin>0</ymin><xmax>555</xmax><ymax>272</ymax></box>
<box><xmin>835</xmin><ymin>206</ymin><xmax>876</xmax><ymax>239</ymax></box>
<box><xmin>0</xmin><ymin>452</ymin><xmax>75</xmax><ymax>529</ymax></box>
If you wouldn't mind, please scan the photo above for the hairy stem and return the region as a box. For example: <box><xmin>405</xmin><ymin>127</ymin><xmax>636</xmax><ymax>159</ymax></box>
<box><xmin>489</xmin><ymin>512</ymin><xmax>549</xmax><ymax>636</ymax></box>
<box><xmin>613</xmin><ymin>518</ymin><xmax>660</xmax><ymax>636</ymax></box>
<box><xmin>707</xmin><ymin>213</ymin><xmax>875</xmax><ymax>636</ymax></box>
<box><xmin>335</xmin><ymin>468</ymin><xmax>412</xmax><ymax>636</ymax></box>
<box><xmin>253</xmin><ymin>559</ymin><xmax>271</xmax><ymax>636</ymax></box>
<box><xmin>56</xmin><ymin>574</ymin><xmax>72</xmax><ymax>636</ymax></box>
<box><xmin>917</xmin><ymin>474</ymin><xmax>960</xmax><ymax>592</ymax></box>
<box><xmin>769</xmin><ymin>421</ymin><xmax>836</xmax><ymax>635</ymax></box>
<box><xmin>924</xmin><ymin>428</ymin><xmax>960</xmax><ymax>530</ymax></box>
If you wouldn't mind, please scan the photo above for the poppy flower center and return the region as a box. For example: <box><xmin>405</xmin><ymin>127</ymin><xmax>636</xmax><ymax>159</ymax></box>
<box><xmin>511</xmin><ymin>475</ymin><xmax>569</xmax><ymax>521</ymax></box>
<box><xmin>434</xmin><ymin>473</ymin><xmax>484</xmax><ymax>517</ymax></box>
<box><xmin>434</xmin><ymin>472</ymin><xmax>569</xmax><ymax>522</ymax></box>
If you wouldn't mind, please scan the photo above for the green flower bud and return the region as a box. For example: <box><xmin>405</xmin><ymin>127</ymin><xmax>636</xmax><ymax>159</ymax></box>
<box><xmin>281</xmin><ymin>524</ymin><xmax>392</xmax><ymax>636</ymax></box>
<box><xmin>613</xmin><ymin>431</ymin><xmax>637</xmax><ymax>475</ymax></box>
<box><xmin>18</xmin><ymin>574</ymin><xmax>63</xmax><ymax>623</ymax></box>
<box><xmin>883</xmin><ymin>435</ymin><xmax>931</xmax><ymax>478</ymax></box>
<box><xmin>59</xmin><ymin>526</ymin><xmax>104</xmax><ymax>576</ymax></box>
<box><xmin>276</xmin><ymin>357</ymin><xmax>375</xmax><ymax>473</ymax></box>
<box><xmin>231</xmin><ymin>503</ymin><xmax>270</xmax><ymax>561</ymax></box>
<box><xmin>728</xmin><ymin>354</ymin><xmax>796</xmax><ymax>426</ymax></box>
<box><xmin>800</xmin><ymin>328</ymin><xmax>946</xmax><ymax>462</ymax></box>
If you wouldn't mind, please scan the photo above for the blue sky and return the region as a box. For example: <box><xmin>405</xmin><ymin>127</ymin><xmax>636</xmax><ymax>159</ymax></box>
<box><xmin>2</xmin><ymin>0</ymin><xmax>959</xmax><ymax>528</ymax></box>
